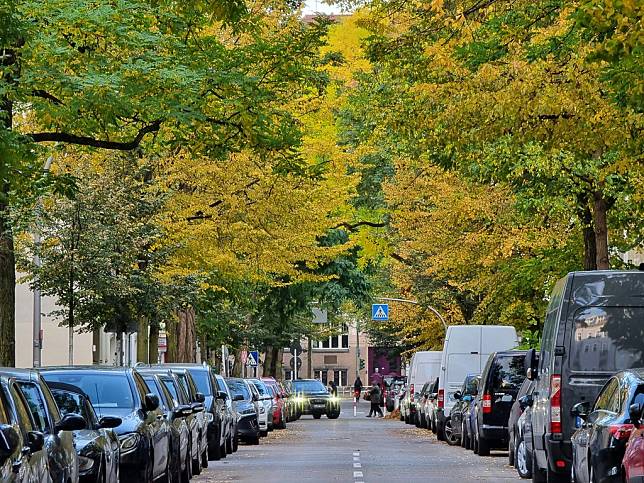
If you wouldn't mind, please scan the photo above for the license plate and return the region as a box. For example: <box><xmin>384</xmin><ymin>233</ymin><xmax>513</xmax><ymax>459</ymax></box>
<box><xmin>501</xmin><ymin>394</ymin><xmax>513</xmax><ymax>402</ymax></box>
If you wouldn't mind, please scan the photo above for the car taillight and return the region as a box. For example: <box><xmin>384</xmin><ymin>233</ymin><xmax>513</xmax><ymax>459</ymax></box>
<box><xmin>438</xmin><ymin>389</ymin><xmax>444</xmax><ymax>408</ymax></box>
<box><xmin>482</xmin><ymin>393</ymin><xmax>492</xmax><ymax>414</ymax></box>
<box><xmin>609</xmin><ymin>424</ymin><xmax>634</xmax><ymax>441</ymax></box>
<box><xmin>550</xmin><ymin>374</ymin><xmax>562</xmax><ymax>434</ymax></box>
<box><xmin>410</xmin><ymin>384</ymin><xmax>415</xmax><ymax>398</ymax></box>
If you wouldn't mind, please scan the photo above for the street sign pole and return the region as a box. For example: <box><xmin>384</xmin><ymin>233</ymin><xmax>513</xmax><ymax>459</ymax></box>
<box><xmin>293</xmin><ymin>349</ymin><xmax>297</xmax><ymax>380</ymax></box>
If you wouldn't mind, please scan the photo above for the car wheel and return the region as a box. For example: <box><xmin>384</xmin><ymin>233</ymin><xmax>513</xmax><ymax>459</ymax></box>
<box><xmin>182</xmin><ymin>445</ymin><xmax>191</xmax><ymax>483</ymax></box>
<box><xmin>226</xmin><ymin>435</ymin><xmax>233</xmax><ymax>454</ymax></box>
<box><xmin>477</xmin><ymin>433</ymin><xmax>490</xmax><ymax>456</ymax></box>
<box><xmin>461</xmin><ymin>422</ymin><xmax>467</xmax><ymax>448</ymax></box>
<box><xmin>437</xmin><ymin>422</ymin><xmax>446</xmax><ymax>441</ymax></box>
<box><xmin>445</xmin><ymin>419</ymin><xmax>460</xmax><ymax>446</ymax></box>
<box><xmin>327</xmin><ymin>412</ymin><xmax>340</xmax><ymax>420</ymax></box>
<box><xmin>509</xmin><ymin>433</ymin><xmax>515</xmax><ymax>467</ymax></box>
<box><xmin>532</xmin><ymin>450</ymin><xmax>547</xmax><ymax>483</ymax></box>
<box><xmin>201</xmin><ymin>442</ymin><xmax>209</xmax><ymax>468</ymax></box>
<box><xmin>233</xmin><ymin>434</ymin><xmax>239</xmax><ymax>452</ymax></box>
<box><xmin>208</xmin><ymin>432</ymin><xmax>222</xmax><ymax>461</ymax></box>
<box><xmin>516</xmin><ymin>437</ymin><xmax>531</xmax><ymax>479</ymax></box>
<box><xmin>192</xmin><ymin>440</ymin><xmax>202</xmax><ymax>476</ymax></box>
<box><xmin>313</xmin><ymin>413</ymin><xmax>322</xmax><ymax>419</ymax></box>
<box><xmin>399</xmin><ymin>413</ymin><xmax>404</xmax><ymax>421</ymax></box>
<box><xmin>260</xmin><ymin>430</ymin><xmax>268</xmax><ymax>437</ymax></box>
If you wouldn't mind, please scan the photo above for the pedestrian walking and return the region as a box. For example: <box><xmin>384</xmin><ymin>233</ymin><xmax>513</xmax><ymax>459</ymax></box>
<box><xmin>353</xmin><ymin>376</ymin><xmax>363</xmax><ymax>402</ymax></box>
<box><xmin>367</xmin><ymin>384</ymin><xmax>383</xmax><ymax>417</ymax></box>
<box><xmin>328</xmin><ymin>380</ymin><xmax>338</xmax><ymax>396</ymax></box>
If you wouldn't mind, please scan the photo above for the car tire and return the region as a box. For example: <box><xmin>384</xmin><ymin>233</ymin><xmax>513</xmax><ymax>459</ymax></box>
<box><xmin>477</xmin><ymin>433</ymin><xmax>490</xmax><ymax>456</ymax></box>
<box><xmin>182</xmin><ymin>446</ymin><xmax>191</xmax><ymax>483</ymax></box>
<box><xmin>437</xmin><ymin>422</ymin><xmax>446</xmax><ymax>441</ymax></box>
<box><xmin>509</xmin><ymin>433</ymin><xmax>515</xmax><ymax>467</ymax></box>
<box><xmin>209</xmin><ymin>432</ymin><xmax>222</xmax><ymax>461</ymax></box>
<box><xmin>399</xmin><ymin>413</ymin><xmax>404</xmax><ymax>421</ymax></box>
<box><xmin>532</xmin><ymin>450</ymin><xmax>546</xmax><ymax>483</ymax></box>
<box><xmin>461</xmin><ymin>422</ymin><xmax>467</xmax><ymax>448</ymax></box>
<box><xmin>233</xmin><ymin>435</ymin><xmax>239</xmax><ymax>452</ymax></box>
<box><xmin>192</xmin><ymin>440</ymin><xmax>202</xmax><ymax>476</ymax></box>
<box><xmin>202</xmin><ymin>443</ymin><xmax>209</xmax><ymax>468</ymax></box>
<box><xmin>515</xmin><ymin>436</ymin><xmax>532</xmax><ymax>479</ymax></box>
<box><xmin>445</xmin><ymin>419</ymin><xmax>460</xmax><ymax>446</ymax></box>
<box><xmin>327</xmin><ymin>412</ymin><xmax>339</xmax><ymax>420</ymax></box>
<box><xmin>313</xmin><ymin>414</ymin><xmax>322</xmax><ymax>419</ymax></box>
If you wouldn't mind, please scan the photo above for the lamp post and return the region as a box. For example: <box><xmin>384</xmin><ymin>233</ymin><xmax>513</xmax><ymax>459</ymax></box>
<box><xmin>376</xmin><ymin>297</ymin><xmax>447</xmax><ymax>331</ymax></box>
<box><xmin>32</xmin><ymin>155</ymin><xmax>54</xmax><ymax>368</ymax></box>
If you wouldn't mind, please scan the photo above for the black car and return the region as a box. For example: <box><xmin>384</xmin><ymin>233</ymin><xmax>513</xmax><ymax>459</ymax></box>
<box><xmin>139</xmin><ymin>371</ymin><xmax>192</xmax><ymax>483</ymax></box>
<box><xmin>0</xmin><ymin>376</ymin><xmax>50</xmax><ymax>482</ymax></box>
<box><xmin>157</xmin><ymin>363</ymin><xmax>230</xmax><ymax>462</ymax></box>
<box><xmin>226</xmin><ymin>378</ymin><xmax>261</xmax><ymax>445</ymax></box>
<box><xmin>508</xmin><ymin>379</ymin><xmax>535</xmax><ymax>470</ymax></box>
<box><xmin>472</xmin><ymin>350</ymin><xmax>527</xmax><ymax>456</ymax></box>
<box><xmin>40</xmin><ymin>366</ymin><xmax>171</xmax><ymax>483</ymax></box>
<box><xmin>47</xmin><ymin>382</ymin><xmax>121</xmax><ymax>483</ymax></box>
<box><xmin>213</xmin><ymin>374</ymin><xmax>238</xmax><ymax>452</ymax></box>
<box><xmin>4</xmin><ymin>368</ymin><xmax>86</xmax><ymax>483</ymax></box>
<box><xmin>570</xmin><ymin>369</ymin><xmax>644</xmax><ymax>483</ymax></box>
<box><xmin>451</xmin><ymin>374</ymin><xmax>480</xmax><ymax>447</ymax></box>
<box><xmin>292</xmin><ymin>379</ymin><xmax>340</xmax><ymax>419</ymax></box>
<box><xmin>524</xmin><ymin>270</ymin><xmax>644</xmax><ymax>483</ymax></box>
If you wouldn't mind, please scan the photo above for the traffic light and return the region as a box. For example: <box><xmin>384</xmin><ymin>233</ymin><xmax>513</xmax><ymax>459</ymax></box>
<box><xmin>359</xmin><ymin>358</ymin><xmax>365</xmax><ymax>370</ymax></box>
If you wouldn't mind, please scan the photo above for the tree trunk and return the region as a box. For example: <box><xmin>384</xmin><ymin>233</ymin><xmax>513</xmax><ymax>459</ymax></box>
<box><xmin>137</xmin><ymin>317</ymin><xmax>149</xmax><ymax>364</ymax></box>
<box><xmin>149</xmin><ymin>324</ymin><xmax>159</xmax><ymax>364</ymax></box>
<box><xmin>165</xmin><ymin>316</ymin><xmax>178</xmax><ymax>363</ymax></box>
<box><xmin>0</xmin><ymin>204</ymin><xmax>16</xmax><ymax>367</ymax></box>
<box><xmin>581</xmin><ymin>205</ymin><xmax>597</xmax><ymax>270</ymax></box>
<box><xmin>593</xmin><ymin>192</ymin><xmax>610</xmax><ymax>270</ymax></box>
<box><xmin>307</xmin><ymin>338</ymin><xmax>312</xmax><ymax>378</ymax></box>
<box><xmin>262</xmin><ymin>346</ymin><xmax>273</xmax><ymax>378</ymax></box>
<box><xmin>175</xmin><ymin>307</ymin><xmax>197</xmax><ymax>363</ymax></box>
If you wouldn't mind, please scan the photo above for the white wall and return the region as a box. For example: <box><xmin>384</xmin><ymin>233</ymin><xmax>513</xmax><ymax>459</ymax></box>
<box><xmin>15</xmin><ymin>276</ymin><xmax>93</xmax><ymax>368</ymax></box>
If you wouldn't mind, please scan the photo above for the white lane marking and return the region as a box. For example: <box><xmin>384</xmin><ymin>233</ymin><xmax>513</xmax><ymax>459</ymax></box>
<box><xmin>353</xmin><ymin>471</ymin><xmax>363</xmax><ymax>478</ymax></box>
<box><xmin>353</xmin><ymin>456</ymin><xmax>360</xmax><ymax>461</ymax></box>
<box><xmin>353</xmin><ymin>462</ymin><xmax>362</xmax><ymax>468</ymax></box>
<box><xmin>353</xmin><ymin>452</ymin><xmax>360</xmax><ymax>457</ymax></box>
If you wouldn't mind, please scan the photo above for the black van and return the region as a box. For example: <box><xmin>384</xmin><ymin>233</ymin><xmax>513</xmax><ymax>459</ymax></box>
<box><xmin>525</xmin><ymin>270</ymin><xmax>644</xmax><ymax>483</ymax></box>
<box><xmin>472</xmin><ymin>350</ymin><xmax>527</xmax><ymax>456</ymax></box>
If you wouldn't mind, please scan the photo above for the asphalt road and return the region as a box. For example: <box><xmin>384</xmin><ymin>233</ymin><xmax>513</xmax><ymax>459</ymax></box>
<box><xmin>194</xmin><ymin>400</ymin><xmax>520</xmax><ymax>482</ymax></box>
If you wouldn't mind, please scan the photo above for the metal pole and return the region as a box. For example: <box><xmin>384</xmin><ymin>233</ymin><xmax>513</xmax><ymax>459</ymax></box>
<box><xmin>377</xmin><ymin>297</ymin><xmax>448</xmax><ymax>331</ymax></box>
<box><xmin>293</xmin><ymin>349</ymin><xmax>297</xmax><ymax>380</ymax></box>
<box><xmin>355</xmin><ymin>318</ymin><xmax>360</xmax><ymax>379</ymax></box>
<box><xmin>32</xmin><ymin>155</ymin><xmax>54</xmax><ymax>368</ymax></box>
<box><xmin>68</xmin><ymin>324</ymin><xmax>73</xmax><ymax>365</ymax></box>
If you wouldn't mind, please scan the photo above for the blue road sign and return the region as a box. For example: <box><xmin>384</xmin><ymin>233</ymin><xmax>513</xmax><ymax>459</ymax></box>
<box><xmin>247</xmin><ymin>350</ymin><xmax>259</xmax><ymax>367</ymax></box>
<box><xmin>372</xmin><ymin>304</ymin><xmax>389</xmax><ymax>321</ymax></box>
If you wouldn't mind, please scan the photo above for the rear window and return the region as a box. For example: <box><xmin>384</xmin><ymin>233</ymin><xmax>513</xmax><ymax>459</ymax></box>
<box><xmin>227</xmin><ymin>379</ymin><xmax>251</xmax><ymax>400</ymax></box>
<box><xmin>187</xmin><ymin>370</ymin><xmax>211</xmax><ymax>396</ymax></box>
<box><xmin>44</xmin><ymin>373</ymin><xmax>135</xmax><ymax>409</ymax></box>
<box><xmin>570</xmin><ymin>307</ymin><xmax>644</xmax><ymax>372</ymax></box>
<box><xmin>488</xmin><ymin>356</ymin><xmax>525</xmax><ymax>393</ymax></box>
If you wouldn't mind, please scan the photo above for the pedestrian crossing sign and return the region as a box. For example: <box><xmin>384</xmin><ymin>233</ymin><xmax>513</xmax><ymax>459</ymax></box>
<box><xmin>247</xmin><ymin>350</ymin><xmax>259</xmax><ymax>367</ymax></box>
<box><xmin>372</xmin><ymin>304</ymin><xmax>389</xmax><ymax>321</ymax></box>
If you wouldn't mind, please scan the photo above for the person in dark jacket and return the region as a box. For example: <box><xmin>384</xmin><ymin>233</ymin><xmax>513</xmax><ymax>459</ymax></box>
<box><xmin>367</xmin><ymin>384</ymin><xmax>383</xmax><ymax>417</ymax></box>
<box><xmin>353</xmin><ymin>377</ymin><xmax>363</xmax><ymax>402</ymax></box>
<box><xmin>328</xmin><ymin>380</ymin><xmax>338</xmax><ymax>396</ymax></box>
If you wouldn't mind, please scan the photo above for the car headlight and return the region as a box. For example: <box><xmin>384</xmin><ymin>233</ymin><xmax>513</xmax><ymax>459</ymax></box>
<box><xmin>78</xmin><ymin>456</ymin><xmax>95</xmax><ymax>472</ymax></box>
<box><xmin>119</xmin><ymin>433</ymin><xmax>141</xmax><ymax>454</ymax></box>
<box><xmin>295</xmin><ymin>396</ymin><xmax>304</xmax><ymax>403</ymax></box>
<box><xmin>329</xmin><ymin>396</ymin><xmax>339</xmax><ymax>403</ymax></box>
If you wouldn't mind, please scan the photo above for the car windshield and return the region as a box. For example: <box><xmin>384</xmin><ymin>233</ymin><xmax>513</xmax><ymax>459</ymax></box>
<box><xmin>187</xmin><ymin>370</ymin><xmax>211</xmax><ymax>396</ymax></box>
<box><xmin>250</xmin><ymin>380</ymin><xmax>270</xmax><ymax>396</ymax></box>
<box><xmin>227</xmin><ymin>380</ymin><xmax>251</xmax><ymax>400</ymax></box>
<box><xmin>570</xmin><ymin>307</ymin><xmax>644</xmax><ymax>372</ymax></box>
<box><xmin>44</xmin><ymin>373</ymin><xmax>135</xmax><ymax>409</ymax></box>
<box><xmin>293</xmin><ymin>380</ymin><xmax>327</xmax><ymax>393</ymax></box>
<box><xmin>490</xmin><ymin>356</ymin><xmax>525</xmax><ymax>393</ymax></box>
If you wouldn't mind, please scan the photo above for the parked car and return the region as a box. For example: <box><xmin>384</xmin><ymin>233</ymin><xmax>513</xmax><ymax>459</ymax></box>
<box><xmin>281</xmin><ymin>380</ymin><xmax>301</xmax><ymax>422</ymax></box>
<box><xmin>423</xmin><ymin>378</ymin><xmax>439</xmax><ymax>432</ymax></box>
<box><xmin>0</xmin><ymin>375</ymin><xmax>51</xmax><ymax>482</ymax></box>
<box><xmin>623</xmin><ymin>402</ymin><xmax>644</xmax><ymax>483</ymax></box>
<box><xmin>226</xmin><ymin>378</ymin><xmax>261</xmax><ymax>445</ymax></box>
<box><xmin>248</xmin><ymin>379</ymin><xmax>274</xmax><ymax>435</ymax></box>
<box><xmin>262</xmin><ymin>377</ymin><xmax>287</xmax><ymax>429</ymax></box>
<box><xmin>570</xmin><ymin>370</ymin><xmax>644</xmax><ymax>483</ymax></box>
<box><xmin>213</xmin><ymin>374</ymin><xmax>238</xmax><ymax>454</ymax></box>
<box><xmin>138</xmin><ymin>371</ymin><xmax>193</xmax><ymax>482</ymax></box>
<box><xmin>386</xmin><ymin>379</ymin><xmax>405</xmax><ymax>413</ymax></box>
<box><xmin>246</xmin><ymin>381</ymin><xmax>267</xmax><ymax>435</ymax></box>
<box><xmin>407</xmin><ymin>351</ymin><xmax>441</xmax><ymax>422</ymax></box>
<box><xmin>508</xmin><ymin>379</ymin><xmax>536</xmax><ymax>478</ymax></box>
<box><xmin>154</xmin><ymin>364</ymin><xmax>222</xmax><ymax>464</ymax></box>
<box><xmin>292</xmin><ymin>379</ymin><xmax>341</xmax><ymax>419</ymax></box>
<box><xmin>47</xmin><ymin>382</ymin><xmax>121</xmax><ymax>483</ymax></box>
<box><xmin>472</xmin><ymin>350</ymin><xmax>527</xmax><ymax>456</ymax></box>
<box><xmin>7</xmin><ymin>368</ymin><xmax>86</xmax><ymax>483</ymax></box>
<box><xmin>525</xmin><ymin>270</ymin><xmax>644</xmax><ymax>483</ymax></box>
<box><xmin>401</xmin><ymin>385</ymin><xmax>418</xmax><ymax>424</ymax></box>
<box><xmin>40</xmin><ymin>366</ymin><xmax>170</xmax><ymax>483</ymax></box>
<box><xmin>436</xmin><ymin>325</ymin><xmax>519</xmax><ymax>441</ymax></box>
<box><xmin>450</xmin><ymin>374</ymin><xmax>480</xmax><ymax>447</ymax></box>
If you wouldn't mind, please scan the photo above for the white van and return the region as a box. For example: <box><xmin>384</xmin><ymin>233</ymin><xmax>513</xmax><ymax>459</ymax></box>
<box><xmin>435</xmin><ymin>325</ymin><xmax>518</xmax><ymax>440</ymax></box>
<box><xmin>402</xmin><ymin>351</ymin><xmax>441</xmax><ymax>424</ymax></box>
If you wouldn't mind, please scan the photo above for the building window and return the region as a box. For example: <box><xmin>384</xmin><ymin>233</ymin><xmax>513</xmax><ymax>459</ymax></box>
<box><xmin>315</xmin><ymin>324</ymin><xmax>349</xmax><ymax>350</ymax></box>
<box><xmin>284</xmin><ymin>370</ymin><xmax>294</xmax><ymax>380</ymax></box>
<box><xmin>334</xmin><ymin>369</ymin><xmax>348</xmax><ymax>386</ymax></box>
<box><xmin>314</xmin><ymin>369</ymin><xmax>328</xmax><ymax>385</ymax></box>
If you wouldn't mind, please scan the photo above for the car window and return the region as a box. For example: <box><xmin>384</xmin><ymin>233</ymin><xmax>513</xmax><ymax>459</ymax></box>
<box><xmin>569</xmin><ymin>307</ymin><xmax>644</xmax><ymax>373</ymax></box>
<box><xmin>0</xmin><ymin>388</ymin><xmax>11</xmax><ymax>426</ymax></box>
<box><xmin>143</xmin><ymin>377</ymin><xmax>169</xmax><ymax>411</ymax></box>
<box><xmin>594</xmin><ymin>378</ymin><xmax>619</xmax><ymax>413</ymax></box>
<box><xmin>465</xmin><ymin>376</ymin><xmax>478</xmax><ymax>395</ymax></box>
<box><xmin>44</xmin><ymin>373</ymin><xmax>135</xmax><ymax>410</ymax></box>
<box><xmin>39</xmin><ymin>380</ymin><xmax>61</xmax><ymax>423</ymax></box>
<box><xmin>133</xmin><ymin>372</ymin><xmax>151</xmax><ymax>400</ymax></box>
<box><xmin>251</xmin><ymin>380</ymin><xmax>270</xmax><ymax>396</ymax></box>
<box><xmin>292</xmin><ymin>380</ymin><xmax>327</xmax><ymax>393</ymax></box>
<box><xmin>187</xmin><ymin>370</ymin><xmax>210</xmax><ymax>396</ymax></box>
<box><xmin>489</xmin><ymin>355</ymin><xmax>526</xmax><ymax>393</ymax></box>
<box><xmin>176</xmin><ymin>373</ymin><xmax>194</xmax><ymax>399</ymax></box>
<box><xmin>160</xmin><ymin>376</ymin><xmax>182</xmax><ymax>406</ymax></box>
<box><xmin>227</xmin><ymin>379</ymin><xmax>251</xmax><ymax>400</ymax></box>
<box><xmin>16</xmin><ymin>382</ymin><xmax>50</xmax><ymax>433</ymax></box>
<box><xmin>9</xmin><ymin>384</ymin><xmax>34</xmax><ymax>435</ymax></box>
<box><xmin>52</xmin><ymin>390</ymin><xmax>86</xmax><ymax>419</ymax></box>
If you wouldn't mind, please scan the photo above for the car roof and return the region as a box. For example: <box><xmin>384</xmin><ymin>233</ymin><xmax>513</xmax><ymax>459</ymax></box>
<box><xmin>148</xmin><ymin>363</ymin><xmax>210</xmax><ymax>371</ymax></box>
<box><xmin>40</xmin><ymin>365</ymin><xmax>133</xmax><ymax>373</ymax></box>
<box><xmin>46</xmin><ymin>381</ymin><xmax>90</xmax><ymax>398</ymax></box>
<box><xmin>0</xmin><ymin>367</ymin><xmax>39</xmax><ymax>383</ymax></box>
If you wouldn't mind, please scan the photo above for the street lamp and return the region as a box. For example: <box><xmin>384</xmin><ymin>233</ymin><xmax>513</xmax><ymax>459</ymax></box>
<box><xmin>376</xmin><ymin>297</ymin><xmax>447</xmax><ymax>331</ymax></box>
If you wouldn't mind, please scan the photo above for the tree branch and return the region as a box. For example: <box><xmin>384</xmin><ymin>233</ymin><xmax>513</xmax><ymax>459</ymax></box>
<box><xmin>27</xmin><ymin>120</ymin><xmax>162</xmax><ymax>150</ymax></box>
<box><xmin>32</xmin><ymin>90</ymin><xmax>64</xmax><ymax>106</ymax></box>
<box><xmin>334</xmin><ymin>220</ymin><xmax>387</xmax><ymax>231</ymax></box>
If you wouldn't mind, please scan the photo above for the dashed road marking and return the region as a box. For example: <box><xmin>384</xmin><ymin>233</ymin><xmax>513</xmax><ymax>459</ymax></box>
<box><xmin>353</xmin><ymin>471</ymin><xmax>363</xmax><ymax>478</ymax></box>
<box><xmin>352</xmin><ymin>450</ymin><xmax>364</xmax><ymax>482</ymax></box>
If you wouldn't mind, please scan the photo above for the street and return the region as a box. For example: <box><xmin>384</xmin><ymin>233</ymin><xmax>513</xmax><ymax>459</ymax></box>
<box><xmin>194</xmin><ymin>401</ymin><xmax>518</xmax><ymax>482</ymax></box>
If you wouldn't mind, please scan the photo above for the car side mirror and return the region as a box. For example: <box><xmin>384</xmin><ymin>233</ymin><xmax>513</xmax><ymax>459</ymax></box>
<box><xmin>0</xmin><ymin>425</ymin><xmax>20</xmax><ymax>461</ymax></box>
<box><xmin>195</xmin><ymin>392</ymin><xmax>206</xmax><ymax>404</ymax></box>
<box><xmin>463</xmin><ymin>395</ymin><xmax>473</xmax><ymax>402</ymax></box>
<box><xmin>25</xmin><ymin>431</ymin><xmax>44</xmax><ymax>453</ymax></box>
<box><xmin>144</xmin><ymin>393</ymin><xmax>160</xmax><ymax>412</ymax></box>
<box><xmin>525</xmin><ymin>349</ymin><xmax>538</xmax><ymax>380</ymax></box>
<box><xmin>173</xmin><ymin>404</ymin><xmax>193</xmax><ymax>418</ymax></box>
<box><xmin>98</xmin><ymin>416</ymin><xmax>122</xmax><ymax>429</ymax></box>
<box><xmin>453</xmin><ymin>391</ymin><xmax>462</xmax><ymax>401</ymax></box>
<box><xmin>629</xmin><ymin>403</ymin><xmax>643</xmax><ymax>426</ymax></box>
<box><xmin>191</xmin><ymin>402</ymin><xmax>205</xmax><ymax>413</ymax></box>
<box><xmin>233</xmin><ymin>394</ymin><xmax>244</xmax><ymax>402</ymax></box>
<box><xmin>216</xmin><ymin>391</ymin><xmax>229</xmax><ymax>401</ymax></box>
<box><xmin>518</xmin><ymin>395</ymin><xmax>534</xmax><ymax>410</ymax></box>
<box><xmin>55</xmin><ymin>413</ymin><xmax>86</xmax><ymax>432</ymax></box>
<box><xmin>571</xmin><ymin>401</ymin><xmax>590</xmax><ymax>420</ymax></box>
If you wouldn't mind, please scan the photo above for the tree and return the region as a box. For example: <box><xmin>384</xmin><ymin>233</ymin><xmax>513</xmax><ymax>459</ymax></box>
<box><xmin>0</xmin><ymin>0</ymin><xmax>332</xmax><ymax>365</ymax></box>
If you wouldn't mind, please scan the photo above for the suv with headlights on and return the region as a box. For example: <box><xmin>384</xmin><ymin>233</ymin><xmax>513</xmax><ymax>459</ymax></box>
<box><xmin>292</xmin><ymin>379</ymin><xmax>340</xmax><ymax>419</ymax></box>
